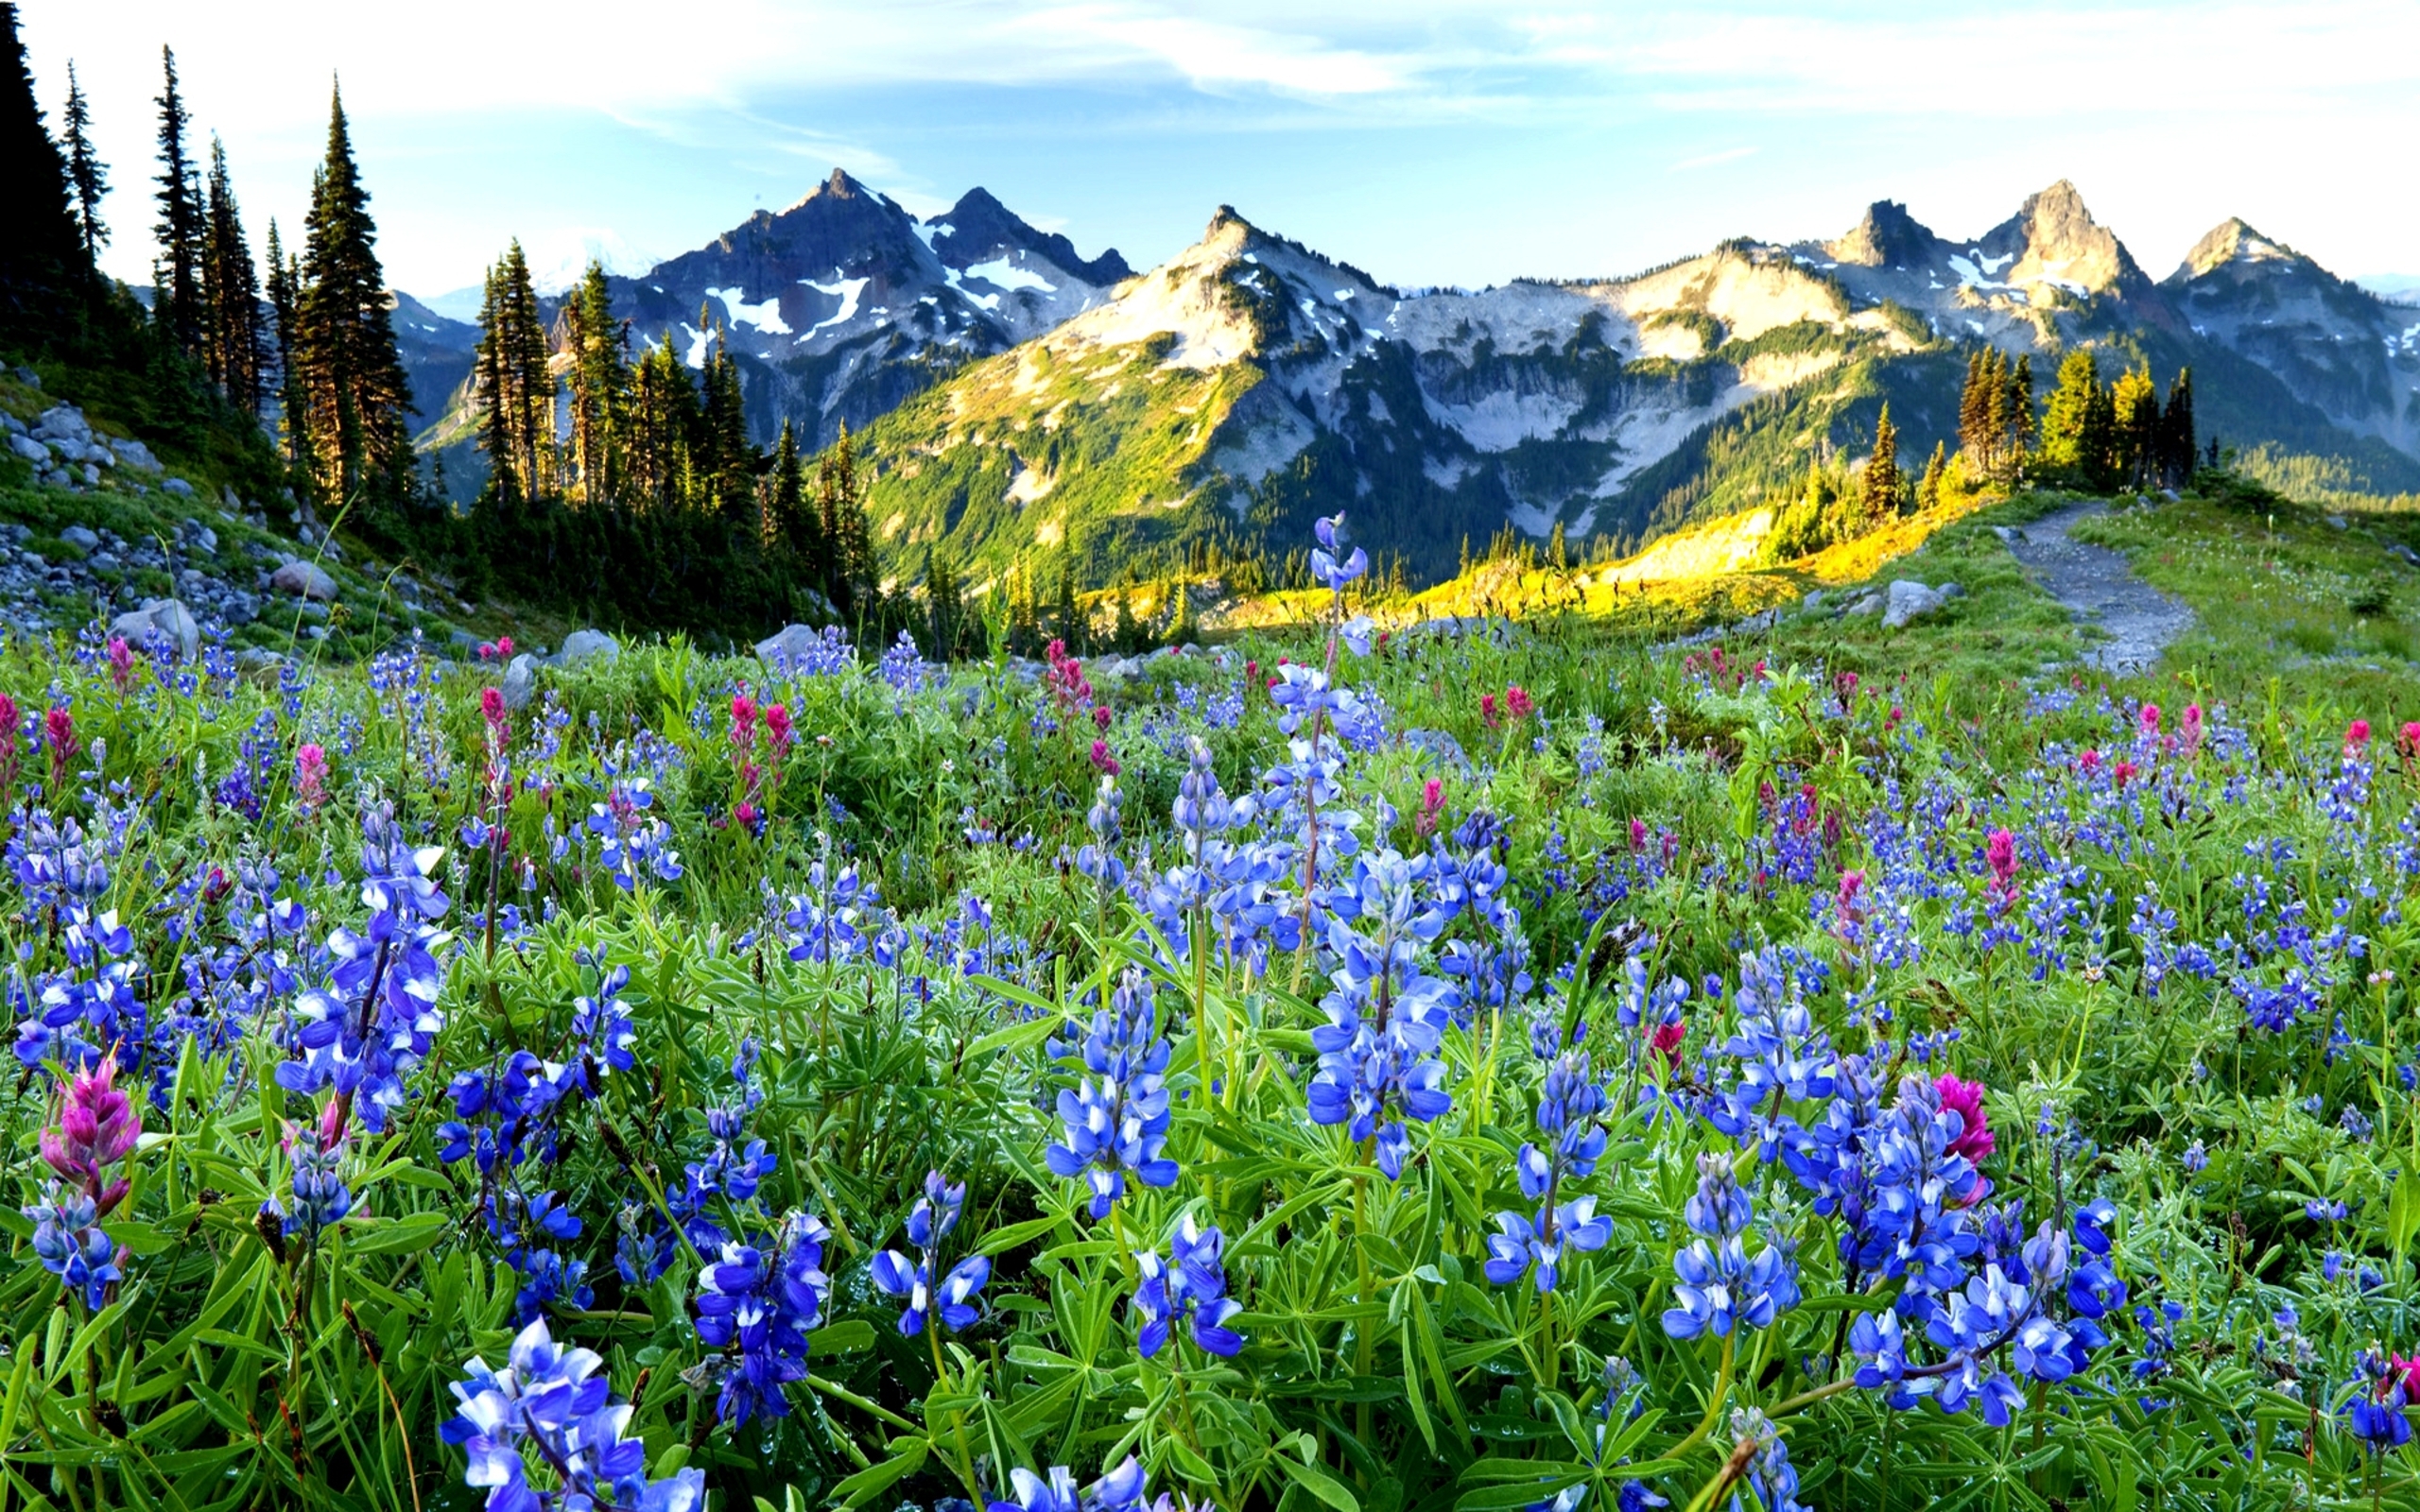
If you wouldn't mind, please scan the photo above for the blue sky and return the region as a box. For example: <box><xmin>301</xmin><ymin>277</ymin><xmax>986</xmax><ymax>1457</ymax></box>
<box><xmin>24</xmin><ymin>1</ymin><xmax>2420</xmax><ymax>301</ymax></box>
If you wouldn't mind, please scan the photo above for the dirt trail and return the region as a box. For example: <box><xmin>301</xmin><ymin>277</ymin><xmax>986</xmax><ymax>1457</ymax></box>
<box><xmin>2000</xmin><ymin>501</ymin><xmax>2194</xmax><ymax>674</ymax></box>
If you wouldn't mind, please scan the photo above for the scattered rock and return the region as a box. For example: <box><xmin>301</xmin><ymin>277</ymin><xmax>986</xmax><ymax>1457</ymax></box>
<box><xmin>1881</xmin><ymin>579</ymin><xmax>1959</xmax><ymax>629</ymax></box>
<box><xmin>499</xmin><ymin>653</ymin><xmax>538</xmax><ymax>711</ymax></box>
<box><xmin>32</xmin><ymin>405</ymin><xmax>90</xmax><ymax>443</ymax></box>
<box><xmin>269</xmin><ymin>559</ymin><xmax>338</xmax><ymax>601</ymax></box>
<box><xmin>60</xmin><ymin>524</ymin><xmax>99</xmax><ymax>551</ymax></box>
<box><xmin>1992</xmin><ymin>525</ymin><xmax>2020</xmax><ymax>544</ymax></box>
<box><xmin>2326</xmin><ymin>514</ymin><xmax>2349</xmax><ymax>530</ymax></box>
<box><xmin>7</xmin><ymin>434</ymin><xmax>43</xmax><ymax>464</ymax></box>
<box><xmin>754</xmin><ymin>623</ymin><xmax>827</xmax><ymax>664</ymax></box>
<box><xmin>189</xmin><ymin>524</ymin><xmax>216</xmax><ymax>555</ymax></box>
<box><xmin>109</xmin><ymin>598</ymin><xmax>199</xmax><ymax>661</ymax></box>
<box><xmin>558</xmin><ymin>628</ymin><xmax>620</xmax><ymax>666</ymax></box>
<box><xmin>162</xmin><ymin>477</ymin><xmax>195</xmax><ymax>497</ymax></box>
<box><xmin>2392</xmin><ymin>543</ymin><xmax>2420</xmax><ymax>568</ymax></box>
<box><xmin>1842</xmin><ymin>591</ymin><xmax>1883</xmax><ymax>617</ymax></box>
<box><xmin>12</xmin><ymin>366</ymin><xmax>38</xmax><ymax>387</ymax></box>
<box><xmin>1800</xmin><ymin>590</ymin><xmax>1824</xmax><ymax>614</ymax></box>
<box><xmin>111</xmin><ymin>438</ymin><xmax>161</xmax><ymax>474</ymax></box>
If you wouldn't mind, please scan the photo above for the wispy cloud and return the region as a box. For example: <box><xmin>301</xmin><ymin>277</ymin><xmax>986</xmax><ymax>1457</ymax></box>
<box><xmin>1669</xmin><ymin>145</ymin><xmax>1755</xmax><ymax>173</ymax></box>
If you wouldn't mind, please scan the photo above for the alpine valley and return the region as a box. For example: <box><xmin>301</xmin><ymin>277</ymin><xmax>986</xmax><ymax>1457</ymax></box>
<box><xmin>406</xmin><ymin>173</ymin><xmax>2420</xmax><ymax>589</ymax></box>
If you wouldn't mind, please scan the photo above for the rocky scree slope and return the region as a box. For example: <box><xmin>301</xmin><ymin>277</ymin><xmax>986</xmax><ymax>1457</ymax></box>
<box><xmin>2</xmin><ymin>374</ymin><xmax>475</xmax><ymax>658</ymax></box>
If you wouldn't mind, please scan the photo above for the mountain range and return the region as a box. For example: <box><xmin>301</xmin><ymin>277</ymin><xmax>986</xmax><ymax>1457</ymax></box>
<box><xmin>399</xmin><ymin>175</ymin><xmax>2420</xmax><ymax>588</ymax></box>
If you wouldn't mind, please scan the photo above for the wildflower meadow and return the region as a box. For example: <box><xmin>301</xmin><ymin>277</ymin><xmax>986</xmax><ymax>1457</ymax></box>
<box><xmin>7</xmin><ymin>511</ymin><xmax>2420</xmax><ymax>1512</ymax></box>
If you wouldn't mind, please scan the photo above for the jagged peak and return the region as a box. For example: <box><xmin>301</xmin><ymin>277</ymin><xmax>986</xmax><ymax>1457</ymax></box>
<box><xmin>1827</xmin><ymin>199</ymin><xmax>1939</xmax><ymax>268</ymax></box>
<box><xmin>782</xmin><ymin>166</ymin><xmax>873</xmax><ymax>214</ymax></box>
<box><xmin>2172</xmin><ymin>217</ymin><xmax>2308</xmax><ymax>282</ymax></box>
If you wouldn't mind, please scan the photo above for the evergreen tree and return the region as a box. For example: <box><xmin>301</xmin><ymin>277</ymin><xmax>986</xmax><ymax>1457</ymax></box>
<box><xmin>2110</xmin><ymin>367</ymin><xmax>2159</xmax><ymax>490</ymax></box>
<box><xmin>151</xmin><ymin>46</ymin><xmax>204</xmax><ymax>357</ymax></box>
<box><xmin>1979</xmin><ymin>351</ymin><xmax>2009</xmax><ymax>475</ymax></box>
<box><xmin>814</xmin><ymin>424</ymin><xmax>879</xmax><ymax>619</ymax></box>
<box><xmin>1861</xmin><ymin>403</ymin><xmax>1902</xmax><ymax>521</ymax></box>
<box><xmin>2004</xmin><ymin>353</ymin><xmax>2034</xmax><ymax>463</ymax></box>
<box><xmin>562</xmin><ymin>261</ymin><xmax>626</xmax><ymax>507</ymax></box>
<box><xmin>2037</xmin><ymin>349</ymin><xmax>2103</xmax><ymax>481</ymax></box>
<box><xmin>698</xmin><ymin>321</ymin><xmax>754</xmax><ymax>516</ymax></box>
<box><xmin>2079</xmin><ymin>380</ymin><xmax>2118</xmax><ymax>491</ymax></box>
<box><xmin>1956</xmin><ymin>351</ymin><xmax>1988</xmax><ymax>460</ymax></box>
<box><xmin>0</xmin><ymin>2</ymin><xmax>88</xmax><ymax>352</ymax></box>
<box><xmin>1916</xmin><ymin>440</ymin><xmax>1946</xmax><ymax>512</ymax></box>
<box><xmin>293</xmin><ymin>84</ymin><xmax>414</xmax><ymax>514</ymax></box>
<box><xmin>925</xmin><ymin>545</ymin><xmax>964</xmax><ymax>660</ymax></box>
<box><xmin>61</xmin><ymin>60</ymin><xmax>105</xmax><ymax>263</ymax></box>
<box><xmin>1547</xmin><ymin>519</ymin><xmax>1568</xmax><ymax>572</ymax></box>
<box><xmin>474</xmin><ymin>240</ymin><xmax>553</xmax><ymax>506</ymax></box>
<box><xmin>2159</xmin><ymin>368</ymin><xmax>2196</xmax><ymax>488</ymax></box>
<box><xmin>626</xmin><ymin>335</ymin><xmax>696</xmax><ymax>514</ymax></box>
<box><xmin>763</xmin><ymin>417</ymin><xmax>811</xmax><ymax>558</ymax></box>
<box><xmin>199</xmin><ymin>136</ymin><xmax>264</xmax><ymax>413</ymax></box>
<box><xmin>264</xmin><ymin>219</ymin><xmax>305</xmax><ymax>466</ymax></box>
<box><xmin>1051</xmin><ymin>560</ymin><xmax>1085</xmax><ymax>652</ymax></box>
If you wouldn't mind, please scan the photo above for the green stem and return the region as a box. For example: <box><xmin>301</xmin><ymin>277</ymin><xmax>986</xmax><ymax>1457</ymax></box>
<box><xmin>1668</xmin><ymin>1331</ymin><xmax>1736</xmax><ymax>1462</ymax></box>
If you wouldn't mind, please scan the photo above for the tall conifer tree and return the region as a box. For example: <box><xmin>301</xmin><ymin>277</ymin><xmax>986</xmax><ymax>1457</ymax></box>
<box><xmin>151</xmin><ymin>46</ymin><xmax>204</xmax><ymax>356</ymax></box>
<box><xmin>563</xmin><ymin>262</ymin><xmax>626</xmax><ymax>507</ymax></box>
<box><xmin>264</xmin><ymin>219</ymin><xmax>306</xmax><ymax>465</ymax></box>
<box><xmin>200</xmin><ymin>136</ymin><xmax>264</xmax><ymax>413</ymax></box>
<box><xmin>0</xmin><ymin>3</ymin><xmax>87</xmax><ymax>351</ymax></box>
<box><xmin>61</xmin><ymin>60</ymin><xmax>106</xmax><ymax>263</ymax></box>
<box><xmin>294</xmin><ymin>84</ymin><xmax>413</xmax><ymax>511</ymax></box>
<box><xmin>1862</xmin><ymin>404</ymin><xmax>1902</xmax><ymax>520</ymax></box>
<box><xmin>2159</xmin><ymin>368</ymin><xmax>2196</xmax><ymax>488</ymax></box>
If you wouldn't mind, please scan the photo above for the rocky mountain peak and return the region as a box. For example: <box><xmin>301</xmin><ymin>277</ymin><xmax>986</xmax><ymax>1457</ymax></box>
<box><xmin>1953</xmin><ymin>179</ymin><xmax>2150</xmax><ymax>299</ymax></box>
<box><xmin>2172</xmin><ymin>217</ymin><xmax>2307</xmax><ymax>282</ymax></box>
<box><xmin>1826</xmin><ymin>199</ymin><xmax>1939</xmax><ymax>268</ymax></box>
<box><xmin>926</xmin><ymin>187</ymin><xmax>1132</xmax><ymax>285</ymax></box>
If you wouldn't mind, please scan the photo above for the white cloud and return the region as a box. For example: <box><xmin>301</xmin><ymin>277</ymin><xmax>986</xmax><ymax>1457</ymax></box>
<box><xmin>1669</xmin><ymin>146</ymin><xmax>1755</xmax><ymax>173</ymax></box>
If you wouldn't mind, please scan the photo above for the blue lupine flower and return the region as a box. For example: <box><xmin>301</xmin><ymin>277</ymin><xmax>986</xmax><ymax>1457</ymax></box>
<box><xmin>692</xmin><ymin>1210</ymin><xmax>832</xmax><ymax>1426</ymax></box>
<box><xmin>442</xmin><ymin>1317</ymin><xmax>705</xmax><ymax>1512</ymax></box>
<box><xmin>23</xmin><ymin>1186</ymin><xmax>122</xmax><ymax>1309</ymax></box>
<box><xmin>1310</xmin><ymin>513</ymin><xmax>1369</xmax><ymax>593</ymax></box>
<box><xmin>989</xmin><ymin>1468</ymin><xmax>1080</xmax><ymax>1512</ymax></box>
<box><xmin>872</xmin><ymin>1170</ymin><xmax>993</xmax><ymax>1336</ymax></box>
<box><xmin>1486</xmin><ymin>1049</ymin><xmax>1613</xmax><ymax>1292</ymax></box>
<box><xmin>1704</xmin><ymin>951</ymin><xmax>1836</xmax><ymax>1167</ymax></box>
<box><xmin>1306</xmin><ymin>850</ymin><xmax>1458</xmax><ymax>1178</ymax></box>
<box><xmin>1131</xmin><ymin>1213</ymin><xmax>1245</xmax><ymax>1358</ymax></box>
<box><xmin>2344</xmin><ymin>1353</ymin><xmax>2415</xmax><ymax>1453</ymax></box>
<box><xmin>271</xmin><ymin>802</ymin><xmax>450</xmax><ymax>1133</ymax></box>
<box><xmin>1046</xmin><ymin>971</ymin><xmax>1177</xmax><ymax>1218</ymax></box>
<box><xmin>1662</xmin><ymin>1153</ymin><xmax>1799</xmax><ymax>1340</ymax></box>
<box><xmin>1727</xmin><ymin>1409</ymin><xmax>1808</xmax><ymax>1512</ymax></box>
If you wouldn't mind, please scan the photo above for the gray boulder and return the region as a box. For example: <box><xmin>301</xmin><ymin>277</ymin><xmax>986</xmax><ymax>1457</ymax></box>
<box><xmin>270</xmin><ymin>558</ymin><xmax>338</xmax><ymax>601</ymax></box>
<box><xmin>112</xmin><ymin>438</ymin><xmax>161</xmax><ymax>474</ymax></box>
<box><xmin>755</xmin><ymin>623</ymin><xmax>828</xmax><ymax>665</ymax></box>
<box><xmin>1881</xmin><ymin>578</ymin><xmax>1960</xmax><ymax>629</ymax></box>
<box><xmin>189</xmin><ymin>524</ymin><xmax>217</xmax><ymax>555</ymax></box>
<box><xmin>110</xmin><ymin>597</ymin><xmax>199</xmax><ymax>661</ymax></box>
<box><xmin>7</xmin><ymin>433</ymin><xmax>43</xmax><ymax>464</ymax></box>
<box><xmin>162</xmin><ymin>476</ymin><xmax>195</xmax><ymax>497</ymax></box>
<box><xmin>60</xmin><ymin>524</ymin><xmax>99</xmax><ymax>551</ymax></box>
<box><xmin>31</xmin><ymin>405</ymin><xmax>89</xmax><ymax>443</ymax></box>
<box><xmin>558</xmin><ymin>628</ymin><xmax>619</xmax><ymax>666</ymax></box>
<box><xmin>1842</xmin><ymin>591</ymin><xmax>1883</xmax><ymax>617</ymax></box>
<box><xmin>499</xmin><ymin>653</ymin><xmax>539</xmax><ymax>711</ymax></box>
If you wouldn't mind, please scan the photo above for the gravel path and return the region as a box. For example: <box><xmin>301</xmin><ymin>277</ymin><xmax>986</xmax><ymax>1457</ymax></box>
<box><xmin>1999</xmin><ymin>501</ymin><xmax>2194</xmax><ymax>674</ymax></box>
